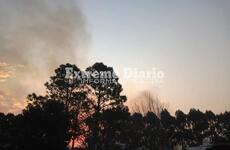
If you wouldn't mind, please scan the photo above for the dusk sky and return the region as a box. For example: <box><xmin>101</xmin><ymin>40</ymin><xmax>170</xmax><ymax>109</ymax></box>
<box><xmin>0</xmin><ymin>0</ymin><xmax>230</xmax><ymax>113</ymax></box>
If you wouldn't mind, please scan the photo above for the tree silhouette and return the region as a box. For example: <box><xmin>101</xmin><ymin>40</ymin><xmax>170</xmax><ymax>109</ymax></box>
<box><xmin>131</xmin><ymin>91</ymin><xmax>167</xmax><ymax>117</ymax></box>
<box><xmin>174</xmin><ymin>110</ymin><xmax>189</xmax><ymax>148</ymax></box>
<box><xmin>25</xmin><ymin>63</ymin><xmax>90</xmax><ymax>149</ymax></box>
<box><xmin>85</xmin><ymin>62</ymin><xmax>127</xmax><ymax>150</ymax></box>
<box><xmin>44</xmin><ymin>63</ymin><xmax>90</xmax><ymax>149</ymax></box>
<box><xmin>101</xmin><ymin>106</ymin><xmax>130</xmax><ymax>149</ymax></box>
<box><xmin>0</xmin><ymin>62</ymin><xmax>230</xmax><ymax>150</ymax></box>
<box><xmin>22</xmin><ymin>99</ymin><xmax>69</xmax><ymax>150</ymax></box>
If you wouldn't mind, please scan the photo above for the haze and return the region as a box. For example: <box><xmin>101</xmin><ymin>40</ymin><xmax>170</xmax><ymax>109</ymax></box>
<box><xmin>0</xmin><ymin>0</ymin><xmax>230</xmax><ymax>113</ymax></box>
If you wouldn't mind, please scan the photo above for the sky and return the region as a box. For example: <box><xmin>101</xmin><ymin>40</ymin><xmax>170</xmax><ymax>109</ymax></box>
<box><xmin>0</xmin><ymin>0</ymin><xmax>230</xmax><ymax>114</ymax></box>
<box><xmin>79</xmin><ymin>0</ymin><xmax>230</xmax><ymax>113</ymax></box>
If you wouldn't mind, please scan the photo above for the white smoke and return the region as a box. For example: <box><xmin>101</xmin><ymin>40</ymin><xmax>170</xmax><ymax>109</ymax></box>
<box><xmin>0</xmin><ymin>0</ymin><xmax>89</xmax><ymax>113</ymax></box>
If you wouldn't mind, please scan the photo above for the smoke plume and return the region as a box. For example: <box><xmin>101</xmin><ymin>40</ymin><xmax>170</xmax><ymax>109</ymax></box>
<box><xmin>0</xmin><ymin>0</ymin><xmax>89</xmax><ymax>113</ymax></box>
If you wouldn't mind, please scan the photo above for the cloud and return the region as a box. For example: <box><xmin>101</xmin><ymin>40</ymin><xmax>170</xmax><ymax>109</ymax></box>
<box><xmin>0</xmin><ymin>62</ymin><xmax>24</xmax><ymax>82</ymax></box>
<box><xmin>0</xmin><ymin>90</ymin><xmax>26</xmax><ymax>113</ymax></box>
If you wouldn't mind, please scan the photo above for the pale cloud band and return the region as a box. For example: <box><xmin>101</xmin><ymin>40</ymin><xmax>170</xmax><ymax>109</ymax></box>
<box><xmin>0</xmin><ymin>62</ymin><xmax>24</xmax><ymax>82</ymax></box>
<box><xmin>0</xmin><ymin>90</ymin><xmax>26</xmax><ymax>113</ymax></box>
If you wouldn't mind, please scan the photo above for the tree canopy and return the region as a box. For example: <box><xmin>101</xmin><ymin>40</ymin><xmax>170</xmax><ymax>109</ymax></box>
<box><xmin>0</xmin><ymin>63</ymin><xmax>230</xmax><ymax>150</ymax></box>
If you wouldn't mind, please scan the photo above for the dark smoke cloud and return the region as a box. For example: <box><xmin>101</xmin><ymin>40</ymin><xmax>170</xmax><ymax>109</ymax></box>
<box><xmin>0</xmin><ymin>0</ymin><xmax>89</xmax><ymax>113</ymax></box>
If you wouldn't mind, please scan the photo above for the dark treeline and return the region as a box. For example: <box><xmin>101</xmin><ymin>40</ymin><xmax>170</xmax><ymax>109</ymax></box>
<box><xmin>0</xmin><ymin>63</ymin><xmax>229</xmax><ymax>150</ymax></box>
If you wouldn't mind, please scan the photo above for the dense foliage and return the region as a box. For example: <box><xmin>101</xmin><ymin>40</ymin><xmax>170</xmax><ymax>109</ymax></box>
<box><xmin>0</xmin><ymin>63</ymin><xmax>229</xmax><ymax>150</ymax></box>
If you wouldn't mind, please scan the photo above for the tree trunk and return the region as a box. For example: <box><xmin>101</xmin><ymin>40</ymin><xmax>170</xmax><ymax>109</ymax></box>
<box><xmin>71</xmin><ymin>138</ymin><xmax>75</xmax><ymax>150</ymax></box>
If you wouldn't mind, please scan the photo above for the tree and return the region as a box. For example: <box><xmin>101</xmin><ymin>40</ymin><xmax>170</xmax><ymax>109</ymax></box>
<box><xmin>101</xmin><ymin>106</ymin><xmax>130</xmax><ymax>149</ymax></box>
<box><xmin>131</xmin><ymin>91</ymin><xmax>167</xmax><ymax>117</ymax></box>
<box><xmin>187</xmin><ymin>109</ymin><xmax>208</xmax><ymax>146</ymax></box>
<box><xmin>160</xmin><ymin>109</ymin><xmax>176</xmax><ymax>149</ymax></box>
<box><xmin>85</xmin><ymin>62</ymin><xmax>127</xmax><ymax>150</ymax></box>
<box><xmin>144</xmin><ymin>112</ymin><xmax>162</xmax><ymax>149</ymax></box>
<box><xmin>174</xmin><ymin>110</ymin><xmax>189</xmax><ymax>148</ymax></box>
<box><xmin>0</xmin><ymin>113</ymin><xmax>24</xmax><ymax>150</ymax></box>
<box><xmin>204</xmin><ymin>110</ymin><xmax>217</xmax><ymax>144</ymax></box>
<box><xmin>1</xmin><ymin>62</ymin><xmax>230</xmax><ymax>150</ymax></box>
<box><xmin>22</xmin><ymin>99</ymin><xmax>69</xmax><ymax>150</ymax></box>
<box><xmin>45</xmin><ymin>63</ymin><xmax>91</xmax><ymax>149</ymax></box>
<box><xmin>216</xmin><ymin>111</ymin><xmax>230</xmax><ymax>143</ymax></box>
<box><xmin>129</xmin><ymin>113</ymin><xmax>145</xmax><ymax>149</ymax></box>
<box><xmin>28</xmin><ymin>63</ymin><xmax>90</xmax><ymax>149</ymax></box>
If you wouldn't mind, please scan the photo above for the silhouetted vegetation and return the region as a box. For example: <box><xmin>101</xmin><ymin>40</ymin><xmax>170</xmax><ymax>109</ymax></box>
<box><xmin>0</xmin><ymin>63</ymin><xmax>230</xmax><ymax>150</ymax></box>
